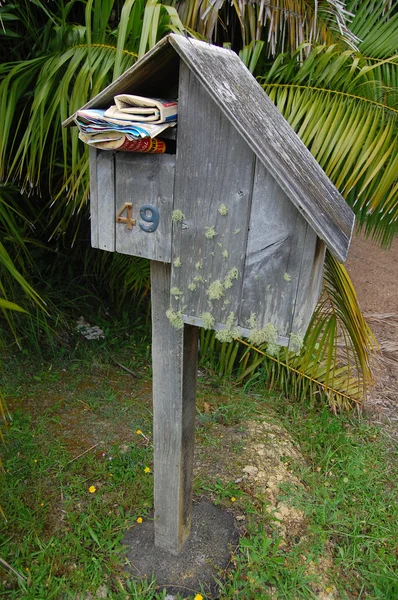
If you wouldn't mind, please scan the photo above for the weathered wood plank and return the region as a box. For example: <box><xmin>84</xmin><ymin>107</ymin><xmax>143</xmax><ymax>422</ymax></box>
<box><xmin>89</xmin><ymin>147</ymin><xmax>99</xmax><ymax>249</ymax></box>
<box><xmin>183</xmin><ymin>314</ymin><xmax>289</xmax><ymax>346</ymax></box>
<box><xmin>115</xmin><ymin>153</ymin><xmax>174</xmax><ymax>262</ymax></box>
<box><xmin>151</xmin><ymin>261</ymin><xmax>198</xmax><ymax>555</ymax></box>
<box><xmin>171</xmin><ymin>63</ymin><xmax>255</xmax><ymax>330</ymax></box>
<box><xmin>239</xmin><ymin>159</ymin><xmax>309</xmax><ymax>337</ymax></box>
<box><xmin>290</xmin><ymin>236</ymin><xmax>326</xmax><ymax>337</ymax></box>
<box><xmin>169</xmin><ymin>35</ymin><xmax>354</xmax><ymax>262</ymax></box>
<box><xmin>96</xmin><ymin>151</ymin><xmax>116</xmax><ymax>253</ymax></box>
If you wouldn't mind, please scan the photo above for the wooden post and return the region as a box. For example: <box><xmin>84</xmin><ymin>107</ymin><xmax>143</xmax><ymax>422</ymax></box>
<box><xmin>151</xmin><ymin>260</ymin><xmax>198</xmax><ymax>555</ymax></box>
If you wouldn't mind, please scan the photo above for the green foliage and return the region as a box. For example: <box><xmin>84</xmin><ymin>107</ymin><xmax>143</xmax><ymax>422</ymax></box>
<box><xmin>262</xmin><ymin>43</ymin><xmax>398</xmax><ymax>246</ymax></box>
<box><xmin>0</xmin><ymin>0</ymin><xmax>397</xmax><ymax>421</ymax></box>
<box><xmin>2</xmin><ymin>347</ymin><xmax>396</xmax><ymax>597</ymax></box>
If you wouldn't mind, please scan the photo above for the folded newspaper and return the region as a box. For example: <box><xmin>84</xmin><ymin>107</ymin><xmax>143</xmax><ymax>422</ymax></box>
<box><xmin>75</xmin><ymin>96</ymin><xmax>177</xmax><ymax>153</ymax></box>
<box><xmin>105</xmin><ymin>95</ymin><xmax>177</xmax><ymax>123</ymax></box>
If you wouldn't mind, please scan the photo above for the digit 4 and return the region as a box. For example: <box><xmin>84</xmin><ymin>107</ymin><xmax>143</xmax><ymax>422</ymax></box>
<box><xmin>116</xmin><ymin>202</ymin><xmax>136</xmax><ymax>230</ymax></box>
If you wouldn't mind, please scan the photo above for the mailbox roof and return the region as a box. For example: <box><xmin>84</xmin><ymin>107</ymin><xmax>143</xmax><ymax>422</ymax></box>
<box><xmin>64</xmin><ymin>34</ymin><xmax>354</xmax><ymax>262</ymax></box>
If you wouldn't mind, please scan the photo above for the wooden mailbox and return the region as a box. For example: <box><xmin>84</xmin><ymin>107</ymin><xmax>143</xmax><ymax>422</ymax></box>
<box><xmin>64</xmin><ymin>34</ymin><xmax>354</xmax><ymax>555</ymax></box>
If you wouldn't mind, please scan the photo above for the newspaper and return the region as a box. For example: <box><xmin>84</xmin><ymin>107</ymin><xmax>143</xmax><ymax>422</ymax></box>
<box><xmin>75</xmin><ymin>95</ymin><xmax>177</xmax><ymax>152</ymax></box>
<box><xmin>105</xmin><ymin>95</ymin><xmax>178</xmax><ymax>123</ymax></box>
<box><xmin>75</xmin><ymin>109</ymin><xmax>174</xmax><ymax>138</ymax></box>
<box><xmin>79</xmin><ymin>131</ymin><xmax>168</xmax><ymax>153</ymax></box>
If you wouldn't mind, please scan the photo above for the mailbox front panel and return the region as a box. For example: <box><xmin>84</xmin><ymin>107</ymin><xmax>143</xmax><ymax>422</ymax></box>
<box><xmin>115</xmin><ymin>153</ymin><xmax>175</xmax><ymax>262</ymax></box>
<box><xmin>90</xmin><ymin>150</ymin><xmax>175</xmax><ymax>262</ymax></box>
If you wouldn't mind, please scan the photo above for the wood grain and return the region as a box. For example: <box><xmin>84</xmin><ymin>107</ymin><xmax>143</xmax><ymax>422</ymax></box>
<box><xmin>239</xmin><ymin>159</ymin><xmax>309</xmax><ymax>336</ymax></box>
<box><xmin>171</xmin><ymin>63</ymin><xmax>255</xmax><ymax>329</ymax></box>
<box><xmin>96</xmin><ymin>151</ymin><xmax>116</xmax><ymax>252</ymax></box>
<box><xmin>168</xmin><ymin>35</ymin><xmax>354</xmax><ymax>262</ymax></box>
<box><xmin>89</xmin><ymin>147</ymin><xmax>99</xmax><ymax>248</ymax></box>
<box><xmin>115</xmin><ymin>153</ymin><xmax>174</xmax><ymax>262</ymax></box>
<box><xmin>151</xmin><ymin>261</ymin><xmax>198</xmax><ymax>555</ymax></box>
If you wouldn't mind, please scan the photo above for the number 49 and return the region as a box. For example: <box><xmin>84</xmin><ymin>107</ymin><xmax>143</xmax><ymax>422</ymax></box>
<box><xmin>116</xmin><ymin>203</ymin><xmax>159</xmax><ymax>233</ymax></box>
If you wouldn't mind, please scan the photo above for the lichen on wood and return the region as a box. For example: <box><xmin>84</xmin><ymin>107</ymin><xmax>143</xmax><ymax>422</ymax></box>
<box><xmin>172</xmin><ymin>210</ymin><xmax>185</xmax><ymax>224</ymax></box>
<box><xmin>215</xmin><ymin>312</ymin><xmax>240</xmax><ymax>343</ymax></box>
<box><xmin>204</xmin><ymin>226</ymin><xmax>217</xmax><ymax>239</ymax></box>
<box><xmin>200</xmin><ymin>312</ymin><xmax>215</xmax><ymax>330</ymax></box>
<box><xmin>207</xmin><ymin>279</ymin><xmax>224</xmax><ymax>300</ymax></box>
<box><xmin>170</xmin><ymin>287</ymin><xmax>182</xmax><ymax>299</ymax></box>
<box><xmin>166</xmin><ymin>308</ymin><xmax>184</xmax><ymax>329</ymax></box>
<box><xmin>218</xmin><ymin>203</ymin><xmax>228</xmax><ymax>216</ymax></box>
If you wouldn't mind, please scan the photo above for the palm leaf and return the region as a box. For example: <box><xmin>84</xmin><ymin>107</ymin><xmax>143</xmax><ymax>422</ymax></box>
<box><xmin>261</xmin><ymin>45</ymin><xmax>398</xmax><ymax>246</ymax></box>
<box><xmin>177</xmin><ymin>0</ymin><xmax>360</xmax><ymax>55</ymax></box>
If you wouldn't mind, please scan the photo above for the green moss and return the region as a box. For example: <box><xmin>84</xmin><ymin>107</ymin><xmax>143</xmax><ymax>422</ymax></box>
<box><xmin>172</xmin><ymin>210</ymin><xmax>185</xmax><ymax>224</ymax></box>
<box><xmin>166</xmin><ymin>308</ymin><xmax>184</xmax><ymax>329</ymax></box>
<box><xmin>283</xmin><ymin>273</ymin><xmax>292</xmax><ymax>282</ymax></box>
<box><xmin>215</xmin><ymin>312</ymin><xmax>240</xmax><ymax>343</ymax></box>
<box><xmin>222</xmin><ymin>250</ymin><xmax>229</xmax><ymax>259</ymax></box>
<box><xmin>224</xmin><ymin>267</ymin><xmax>239</xmax><ymax>289</ymax></box>
<box><xmin>233</xmin><ymin>228</ymin><xmax>241</xmax><ymax>234</ymax></box>
<box><xmin>188</xmin><ymin>282</ymin><xmax>197</xmax><ymax>291</ymax></box>
<box><xmin>195</xmin><ymin>260</ymin><xmax>203</xmax><ymax>270</ymax></box>
<box><xmin>248</xmin><ymin>313</ymin><xmax>257</xmax><ymax>329</ymax></box>
<box><xmin>173</xmin><ymin>257</ymin><xmax>182</xmax><ymax>268</ymax></box>
<box><xmin>193</xmin><ymin>275</ymin><xmax>204</xmax><ymax>283</ymax></box>
<box><xmin>248</xmin><ymin>323</ymin><xmax>277</xmax><ymax>346</ymax></box>
<box><xmin>266</xmin><ymin>342</ymin><xmax>280</xmax><ymax>357</ymax></box>
<box><xmin>205</xmin><ymin>226</ymin><xmax>217</xmax><ymax>239</ymax></box>
<box><xmin>207</xmin><ymin>280</ymin><xmax>225</xmax><ymax>300</ymax></box>
<box><xmin>200</xmin><ymin>312</ymin><xmax>215</xmax><ymax>330</ymax></box>
<box><xmin>170</xmin><ymin>287</ymin><xmax>182</xmax><ymax>299</ymax></box>
<box><xmin>290</xmin><ymin>333</ymin><xmax>304</xmax><ymax>354</ymax></box>
<box><xmin>218</xmin><ymin>203</ymin><xmax>228</xmax><ymax>216</ymax></box>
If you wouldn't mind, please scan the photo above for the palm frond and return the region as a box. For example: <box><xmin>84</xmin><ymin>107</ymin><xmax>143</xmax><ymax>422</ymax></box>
<box><xmin>0</xmin><ymin>0</ymin><xmax>184</xmax><ymax>232</ymax></box>
<box><xmin>177</xmin><ymin>0</ymin><xmax>360</xmax><ymax>55</ymax></box>
<box><xmin>348</xmin><ymin>0</ymin><xmax>398</xmax><ymax>59</ymax></box>
<box><xmin>261</xmin><ymin>45</ymin><xmax>398</xmax><ymax>246</ymax></box>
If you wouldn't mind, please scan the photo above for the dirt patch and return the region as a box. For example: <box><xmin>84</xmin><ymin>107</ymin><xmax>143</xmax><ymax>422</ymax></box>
<box><xmin>124</xmin><ymin>499</ymin><xmax>238</xmax><ymax>598</ymax></box>
<box><xmin>345</xmin><ymin>234</ymin><xmax>398</xmax><ymax>439</ymax></box>
<box><xmin>195</xmin><ymin>417</ymin><xmax>339</xmax><ymax>598</ymax></box>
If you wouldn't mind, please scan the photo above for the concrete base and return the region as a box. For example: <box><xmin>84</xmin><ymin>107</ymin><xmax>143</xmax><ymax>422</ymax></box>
<box><xmin>123</xmin><ymin>499</ymin><xmax>239</xmax><ymax>598</ymax></box>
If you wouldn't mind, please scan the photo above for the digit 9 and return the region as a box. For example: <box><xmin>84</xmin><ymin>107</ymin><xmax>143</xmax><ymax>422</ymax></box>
<box><xmin>139</xmin><ymin>205</ymin><xmax>159</xmax><ymax>233</ymax></box>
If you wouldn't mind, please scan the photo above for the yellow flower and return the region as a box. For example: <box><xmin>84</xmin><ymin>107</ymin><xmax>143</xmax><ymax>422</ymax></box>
<box><xmin>144</xmin><ymin>467</ymin><xmax>151</xmax><ymax>474</ymax></box>
<box><xmin>231</xmin><ymin>497</ymin><xmax>236</xmax><ymax>502</ymax></box>
<box><xmin>136</xmin><ymin>429</ymin><xmax>142</xmax><ymax>435</ymax></box>
<box><xmin>89</xmin><ymin>485</ymin><xmax>96</xmax><ymax>493</ymax></box>
<box><xmin>34</xmin><ymin>459</ymin><xmax>37</xmax><ymax>463</ymax></box>
<box><xmin>40</xmin><ymin>502</ymin><xmax>44</xmax><ymax>507</ymax></box>
<box><xmin>136</xmin><ymin>517</ymin><xmax>143</xmax><ymax>523</ymax></box>
<box><xmin>194</xmin><ymin>595</ymin><xmax>203</xmax><ymax>600</ymax></box>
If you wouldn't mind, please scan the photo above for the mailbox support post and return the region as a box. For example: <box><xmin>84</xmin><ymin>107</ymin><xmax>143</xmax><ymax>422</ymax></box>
<box><xmin>151</xmin><ymin>260</ymin><xmax>198</xmax><ymax>555</ymax></box>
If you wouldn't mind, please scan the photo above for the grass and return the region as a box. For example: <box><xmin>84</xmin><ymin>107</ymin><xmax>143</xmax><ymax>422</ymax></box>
<box><xmin>0</xmin><ymin>319</ymin><xmax>397</xmax><ymax>599</ymax></box>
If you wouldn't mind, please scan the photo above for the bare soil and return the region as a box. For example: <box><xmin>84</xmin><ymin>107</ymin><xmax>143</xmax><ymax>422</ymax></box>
<box><xmin>345</xmin><ymin>234</ymin><xmax>398</xmax><ymax>438</ymax></box>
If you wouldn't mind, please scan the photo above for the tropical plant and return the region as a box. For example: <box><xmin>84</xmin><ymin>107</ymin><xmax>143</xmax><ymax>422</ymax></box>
<box><xmin>0</xmin><ymin>0</ymin><xmax>396</xmax><ymax>415</ymax></box>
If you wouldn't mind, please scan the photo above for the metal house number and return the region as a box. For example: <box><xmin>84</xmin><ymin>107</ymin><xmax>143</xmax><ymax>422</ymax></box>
<box><xmin>116</xmin><ymin>202</ymin><xmax>159</xmax><ymax>233</ymax></box>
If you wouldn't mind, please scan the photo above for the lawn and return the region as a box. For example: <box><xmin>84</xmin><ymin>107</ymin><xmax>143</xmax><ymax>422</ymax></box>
<box><xmin>0</xmin><ymin>319</ymin><xmax>397</xmax><ymax>599</ymax></box>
